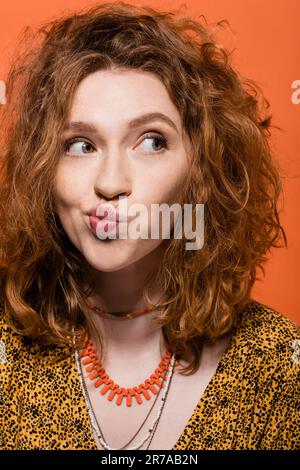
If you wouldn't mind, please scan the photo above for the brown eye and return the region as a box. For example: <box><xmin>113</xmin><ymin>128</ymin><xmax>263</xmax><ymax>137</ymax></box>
<box><xmin>64</xmin><ymin>138</ymin><xmax>96</xmax><ymax>156</ymax></box>
<box><xmin>137</xmin><ymin>134</ymin><xmax>169</xmax><ymax>153</ymax></box>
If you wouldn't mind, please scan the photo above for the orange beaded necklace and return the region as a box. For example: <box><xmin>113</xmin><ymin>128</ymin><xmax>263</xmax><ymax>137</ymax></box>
<box><xmin>81</xmin><ymin>298</ymin><xmax>179</xmax><ymax>407</ymax></box>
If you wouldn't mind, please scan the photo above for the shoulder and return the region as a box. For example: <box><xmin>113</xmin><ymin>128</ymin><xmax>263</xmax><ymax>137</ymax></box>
<box><xmin>0</xmin><ymin>307</ymin><xmax>33</xmax><ymax>366</ymax></box>
<box><xmin>234</xmin><ymin>301</ymin><xmax>300</xmax><ymax>450</ymax></box>
<box><xmin>0</xmin><ymin>305</ymin><xmax>74</xmax><ymax>415</ymax></box>
<box><xmin>0</xmin><ymin>307</ymin><xmax>72</xmax><ymax>368</ymax></box>
<box><xmin>0</xmin><ymin>307</ymin><xmax>73</xmax><ymax>449</ymax></box>
<box><xmin>231</xmin><ymin>299</ymin><xmax>300</xmax><ymax>399</ymax></box>
<box><xmin>0</xmin><ymin>307</ymin><xmax>37</xmax><ymax>421</ymax></box>
<box><xmin>236</xmin><ymin>299</ymin><xmax>300</xmax><ymax>356</ymax></box>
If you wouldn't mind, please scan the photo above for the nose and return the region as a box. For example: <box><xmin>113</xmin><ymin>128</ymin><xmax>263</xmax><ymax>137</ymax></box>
<box><xmin>93</xmin><ymin>146</ymin><xmax>132</xmax><ymax>201</ymax></box>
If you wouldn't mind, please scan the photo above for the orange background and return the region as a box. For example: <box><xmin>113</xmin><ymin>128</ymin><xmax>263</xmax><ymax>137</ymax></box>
<box><xmin>0</xmin><ymin>0</ymin><xmax>299</xmax><ymax>324</ymax></box>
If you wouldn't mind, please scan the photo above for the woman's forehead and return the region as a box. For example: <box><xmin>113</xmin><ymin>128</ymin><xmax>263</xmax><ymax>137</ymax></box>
<box><xmin>67</xmin><ymin>69</ymin><xmax>182</xmax><ymax>128</ymax></box>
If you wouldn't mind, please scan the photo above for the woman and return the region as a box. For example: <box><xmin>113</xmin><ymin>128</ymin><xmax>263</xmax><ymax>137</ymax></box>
<box><xmin>0</xmin><ymin>2</ymin><xmax>299</xmax><ymax>451</ymax></box>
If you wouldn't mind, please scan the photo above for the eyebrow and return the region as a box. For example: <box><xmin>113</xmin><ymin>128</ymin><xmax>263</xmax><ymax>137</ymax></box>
<box><xmin>63</xmin><ymin>112</ymin><xmax>179</xmax><ymax>135</ymax></box>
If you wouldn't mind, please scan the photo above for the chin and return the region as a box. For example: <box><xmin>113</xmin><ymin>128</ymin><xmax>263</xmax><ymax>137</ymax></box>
<box><xmin>79</xmin><ymin>236</ymin><xmax>140</xmax><ymax>273</ymax></box>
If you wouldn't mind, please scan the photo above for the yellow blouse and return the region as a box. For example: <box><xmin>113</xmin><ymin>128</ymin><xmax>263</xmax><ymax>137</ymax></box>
<box><xmin>0</xmin><ymin>300</ymin><xmax>299</xmax><ymax>450</ymax></box>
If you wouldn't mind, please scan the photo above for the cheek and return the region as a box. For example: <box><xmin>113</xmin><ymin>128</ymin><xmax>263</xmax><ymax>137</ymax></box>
<box><xmin>52</xmin><ymin>164</ymin><xmax>87</xmax><ymax>210</ymax></box>
<box><xmin>140</xmin><ymin>156</ymin><xmax>189</xmax><ymax>204</ymax></box>
<box><xmin>133</xmin><ymin>157</ymin><xmax>188</xmax><ymax>237</ymax></box>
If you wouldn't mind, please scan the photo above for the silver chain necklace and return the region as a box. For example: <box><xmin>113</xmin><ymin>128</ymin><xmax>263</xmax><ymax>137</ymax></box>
<box><xmin>73</xmin><ymin>333</ymin><xmax>176</xmax><ymax>450</ymax></box>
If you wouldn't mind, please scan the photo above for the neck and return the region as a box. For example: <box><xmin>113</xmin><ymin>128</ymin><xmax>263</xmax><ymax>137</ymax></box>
<box><xmin>93</xmin><ymin>310</ymin><xmax>165</xmax><ymax>359</ymax></box>
<box><xmin>81</xmin><ymin>243</ymin><xmax>168</xmax><ymax>359</ymax></box>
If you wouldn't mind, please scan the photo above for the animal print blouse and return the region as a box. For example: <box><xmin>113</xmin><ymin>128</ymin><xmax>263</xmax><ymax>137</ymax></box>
<box><xmin>0</xmin><ymin>300</ymin><xmax>299</xmax><ymax>450</ymax></box>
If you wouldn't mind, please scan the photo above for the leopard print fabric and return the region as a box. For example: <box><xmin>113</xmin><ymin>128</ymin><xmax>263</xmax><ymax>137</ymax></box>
<box><xmin>0</xmin><ymin>300</ymin><xmax>299</xmax><ymax>450</ymax></box>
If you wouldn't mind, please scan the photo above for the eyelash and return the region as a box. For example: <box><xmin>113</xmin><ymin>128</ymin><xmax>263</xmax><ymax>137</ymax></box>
<box><xmin>63</xmin><ymin>132</ymin><xmax>169</xmax><ymax>155</ymax></box>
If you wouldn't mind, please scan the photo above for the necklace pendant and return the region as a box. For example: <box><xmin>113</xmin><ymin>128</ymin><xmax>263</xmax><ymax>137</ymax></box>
<box><xmin>138</xmin><ymin>384</ymin><xmax>151</xmax><ymax>400</ymax></box>
<box><xmin>153</xmin><ymin>378</ymin><xmax>163</xmax><ymax>387</ymax></box>
<box><xmin>100</xmin><ymin>379</ymin><xmax>113</xmax><ymax>395</ymax></box>
<box><xmin>89</xmin><ymin>370</ymin><xmax>100</xmax><ymax>380</ymax></box>
<box><xmin>107</xmin><ymin>385</ymin><xmax>119</xmax><ymax>401</ymax></box>
<box><xmin>116</xmin><ymin>387</ymin><xmax>127</xmax><ymax>406</ymax></box>
<box><xmin>94</xmin><ymin>376</ymin><xmax>105</xmax><ymax>387</ymax></box>
<box><xmin>132</xmin><ymin>388</ymin><xmax>143</xmax><ymax>405</ymax></box>
<box><xmin>82</xmin><ymin>357</ymin><xmax>93</xmax><ymax>365</ymax></box>
<box><xmin>145</xmin><ymin>379</ymin><xmax>159</xmax><ymax>394</ymax></box>
<box><xmin>126</xmin><ymin>390</ymin><xmax>136</xmax><ymax>407</ymax></box>
<box><xmin>126</xmin><ymin>395</ymin><xmax>132</xmax><ymax>407</ymax></box>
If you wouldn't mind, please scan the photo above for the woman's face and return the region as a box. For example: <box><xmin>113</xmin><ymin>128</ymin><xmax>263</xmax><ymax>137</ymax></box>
<box><xmin>53</xmin><ymin>68</ymin><xmax>190</xmax><ymax>272</ymax></box>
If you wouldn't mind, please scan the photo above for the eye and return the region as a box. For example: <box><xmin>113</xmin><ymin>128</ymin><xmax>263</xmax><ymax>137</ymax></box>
<box><xmin>63</xmin><ymin>133</ymin><xmax>169</xmax><ymax>156</ymax></box>
<box><xmin>137</xmin><ymin>133</ymin><xmax>169</xmax><ymax>154</ymax></box>
<box><xmin>63</xmin><ymin>138</ymin><xmax>96</xmax><ymax>156</ymax></box>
